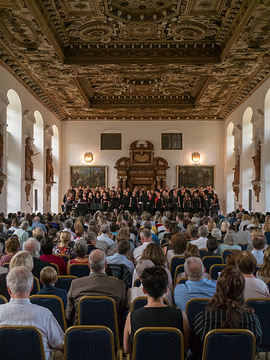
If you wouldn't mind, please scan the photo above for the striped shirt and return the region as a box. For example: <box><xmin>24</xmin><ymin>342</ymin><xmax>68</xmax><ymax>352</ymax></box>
<box><xmin>190</xmin><ymin>309</ymin><xmax>262</xmax><ymax>359</ymax></box>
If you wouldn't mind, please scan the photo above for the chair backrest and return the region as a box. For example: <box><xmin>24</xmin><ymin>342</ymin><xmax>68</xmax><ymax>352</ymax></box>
<box><xmin>69</xmin><ymin>263</ymin><xmax>90</xmax><ymax>278</ymax></box>
<box><xmin>0</xmin><ymin>325</ymin><xmax>46</xmax><ymax>360</ymax></box>
<box><xmin>245</xmin><ymin>298</ymin><xmax>270</xmax><ymax>352</ymax></box>
<box><xmin>209</xmin><ymin>264</ymin><xmax>227</xmax><ymax>280</ymax></box>
<box><xmin>31</xmin><ymin>276</ymin><xmax>41</xmax><ymax>295</ymax></box>
<box><xmin>185</xmin><ymin>298</ymin><xmax>210</xmax><ymax>327</ymax></box>
<box><xmin>160</xmin><ymin>238</ymin><xmax>169</xmax><ymax>247</ymax></box>
<box><xmin>170</xmin><ymin>256</ymin><xmax>185</xmax><ymax>282</ymax></box>
<box><xmin>133</xmin><ymin>327</ymin><xmax>184</xmax><ymax>360</ymax></box>
<box><xmin>264</xmin><ymin>232</ymin><xmax>270</xmax><ymax>246</ymax></box>
<box><xmin>131</xmin><ymin>296</ymin><xmax>169</xmax><ymax>311</ymax></box>
<box><xmin>133</xmin><ymin>278</ymin><xmax>141</xmax><ymax>287</ymax></box>
<box><xmin>55</xmin><ymin>275</ymin><xmax>78</xmax><ymax>292</ymax></box>
<box><xmin>0</xmin><ymin>295</ymin><xmax>7</xmax><ymax>304</ymax></box>
<box><xmin>78</xmin><ymin>296</ymin><xmax>120</xmax><ymax>349</ymax></box>
<box><xmin>174</xmin><ymin>265</ymin><xmax>185</xmax><ymax>287</ymax></box>
<box><xmin>202</xmin><ymin>256</ymin><xmax>223</xmax><ymax>274</ymax></box>
<box><xmin>55</xmin><ymin>254</ymin><xmax>69</xmax><ymax>264</ymax></box>
<box><xmin>64</xmin><ymin>325</ymin><xmax>115</xmax><ymax>360</ymax></box>
<box><xmin>239</xmin><ymin>243</ymin><xmax>249</xmax><ymax>251</ymax></box>
<box><xmin>30</xmin><ymin>295</ymin><xmax>67</xmax><ymax>331</ymax></box>
<box><xmin>266</xmin><ymin>279</ymin><xmax>270</xmax><ymax>292</ymax></box>
<box><xmin>221</xmin><ymin>249</ymin><xmax>234</xmax><ymax>260</ymax></box>
<box><xmin>105</xmin><ymin>263</ymin><xmax>132</xmax><ymax>290</ymax></box>
<box><xmin>50</xmin><ymin>263</ymin><xmax>60</xmax><ymax>275</ymax></box>
<box><xmin>175</xmin><ymin>277</ymin><xmax>188</xmax><ymax>286</ymax></box>
<box><xmin>7</xmin><ymin>230</ymin><xmax>14</xmax><ymax>235</ymax></box>
<box><xmin>2</xmin><ymin>262</ymin><xmax>10</xmax><ymax>269</ymax></box>
<box><xmin>27</xmin><ymin>230</ymin><xmax>33</xmax><ymax>237</ymax></box>
<box><xmin>201</xmin><ymin>329</ymin><xmax>256</xmax><ymax>360</ymax></box>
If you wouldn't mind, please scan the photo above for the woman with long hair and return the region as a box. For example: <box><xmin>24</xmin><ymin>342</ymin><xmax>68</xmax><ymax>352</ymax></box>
<box><xmin>190</xmin><ymin>266</ymin><xmax>262</xmax><ymax>359</ymax></box>
<box><xmin>256</xmin><ymin>246</ymin><xmax>270</xmax><ymax>282</ymax></box>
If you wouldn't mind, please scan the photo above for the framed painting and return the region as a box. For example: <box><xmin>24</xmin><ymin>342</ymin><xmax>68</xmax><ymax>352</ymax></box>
<box><xmin>70</xmin><ymin>165</ymin><xmax>107</xmax><ymax>188</ymax></box>
<box><xmin>177</xmin><ymin>165</ymin><xmax>215</xmax><ymax>189</ymax></box>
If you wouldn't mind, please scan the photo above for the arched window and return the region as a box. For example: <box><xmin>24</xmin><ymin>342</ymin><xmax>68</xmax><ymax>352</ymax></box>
<box><xmin>265</xmin><ymin>89</ymin><xmax>270</xmax><ymax>211</ymax></box>
<box><xmin>226</xmin><ymin>122</ymin><xmax>234</xmax><ymax>213</ymax></box>
<box><xmin>242</xmin><ymin>107</ymin><xmax>253</xmax><ymax>210</ymax></box>
<box><xmin>6</xmin><ymin>89</ymin><xmax>22</xmax><ymax>213</ymax></box>
<box><xmin>51</xmin><ymin>124</ymin><xmax>59</xmax><ymax>213</ymax></box>
<box><xmin>33</xmin><ymin>110</ymin><xmax>44</xmax><ymax>212</ymax></box>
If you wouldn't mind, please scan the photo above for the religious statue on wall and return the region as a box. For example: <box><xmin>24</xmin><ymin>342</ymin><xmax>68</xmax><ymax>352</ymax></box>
<box><xmin>252</xmin><ymin>141</ymin><xmax>261</xmax><ymax>182</ymax></box>
<box><xmin>0</xmin><ymin>125</ymin><xmax>4</xmax><ymax>176</ymax></box>
<box><xmin>25</xmin><ymin>137</ymin><xmax>35</xmax><ymax>180</ymax></box>
<box><xmin>46</xmin><ymin>148</ymin><xmax>55</xmax><ymax>184</ymax></box>
<box><xmin>232</xmin><ymin>153</ymin><xmax>240</xmax><ymax>186</ymax></box>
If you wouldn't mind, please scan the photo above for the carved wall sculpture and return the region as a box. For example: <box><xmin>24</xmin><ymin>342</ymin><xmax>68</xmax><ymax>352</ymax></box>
<box><xmin>252</xmin><ymin>141</ymin><xmax>261</xmax><ymax>183</ymax></box>
<box><xmin>115</xmin><ymin>140</ymin><xmax>169</xmax><ymax>191</ymax></box>
<box><xmin>46</xmin><ymin>148</ymin><xmax>55</xmax><ymax>184</ymax></box>
<box><xmin>25</xmin><ymin>137</ymin><xmax>35</xmax><ymax>181</ymax></box>
<box><xmin>0</xmin><ymin>1</ymin><xmax>269</xmax><ymax>121</ymax></box>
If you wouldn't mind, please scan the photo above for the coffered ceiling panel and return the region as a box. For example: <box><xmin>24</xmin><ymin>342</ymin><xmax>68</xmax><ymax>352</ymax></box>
<box><xmin>0</xmin><ymin>0</ymin><xmax>269</xmax><ymax>121</ymax></box>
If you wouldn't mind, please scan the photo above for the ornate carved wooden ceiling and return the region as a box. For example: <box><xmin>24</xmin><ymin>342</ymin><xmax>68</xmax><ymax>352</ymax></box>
<box><xmin>0</xmin><ymin>0</ymin><xmax>269</xmax><ymax>121</ymax></box>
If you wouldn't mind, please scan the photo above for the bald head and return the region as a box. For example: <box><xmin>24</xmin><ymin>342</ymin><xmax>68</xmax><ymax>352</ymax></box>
<box><xmin>184</xmin><ymin>257</ymin><xmax>205</xmax><ymax>281</ymax></box>
<box><xmin>89</xmin><ymin>249</ymin><xmax>106</xmax><ymax>273</ymax></box>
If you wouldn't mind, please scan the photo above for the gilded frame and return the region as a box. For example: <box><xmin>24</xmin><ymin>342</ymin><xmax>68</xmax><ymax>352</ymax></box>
<box><xmin>69</xmin><ymin>165</ymin><xmax>108</xmax><ymax>188</ymax></box>
<box><xmin>177</xmin><ymin>165</ymin><xmax>215</xmax><ymax>189</ymax></box>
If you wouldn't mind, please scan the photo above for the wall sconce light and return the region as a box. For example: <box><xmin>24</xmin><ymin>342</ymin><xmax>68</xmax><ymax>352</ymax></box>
<box><xmin>84</xmin><ymin>152</ymin><xmax>93</xmax><ymax>163</ymax></box>
<box><xmin>192</xmin><ymin>152</ymin><xmax>200</xmax><ymax>163</ymax></box>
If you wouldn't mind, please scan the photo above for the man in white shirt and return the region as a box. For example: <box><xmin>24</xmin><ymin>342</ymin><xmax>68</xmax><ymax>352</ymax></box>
<box><xmin>106</xmin><ymin>240</ymin><xmax>134</xmax><ymax>273</ymax></box>
<box><xmin>251</xmin><ymin>235</ymin><xmax>266</xmax><ymax>265</ymax></box>
<box><xmin>0</xmin><ymin>266</ymin><xmax>64</xmax><ymax>360</ymax></box>
<box><xmin>133</xmin><ymin>228</ymin><xmax>153</xmax><ymax>264</ymax></box>
<box><xmin>97</xmin><ymin>224</ymin><xmax>115</xmax><ymax>246</ymax></box>
<box><xmin>190</xmin><ymin>226</ymin><xmax>209</xmax><ymax>249</ymax></box>
<box><xmin>235</xmin><ymin>251</ymin><xmax>270</xmax><ymax>299</ymax></box>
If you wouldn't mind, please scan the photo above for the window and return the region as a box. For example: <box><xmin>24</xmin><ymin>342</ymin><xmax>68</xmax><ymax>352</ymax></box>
<box><xmin>101</xmin><ymin>133</ymin><xmax>121</xmax><ymax>150</ymax></box>
<box><xmin>161</xmin><ymin>133</ymin><xmax>182</xmax><ymax>150</ymax></box>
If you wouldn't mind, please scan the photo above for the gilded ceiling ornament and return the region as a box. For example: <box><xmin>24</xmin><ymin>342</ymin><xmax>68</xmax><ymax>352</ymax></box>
<box><xmin>68</xmin><ymin>20</ymin><xmax>118</xmax><ymax>43</ymax></box>
<box><xmin>167</xmin><ymin>20</ymin><xmax>218</xmax><ymax>42</ymax></box>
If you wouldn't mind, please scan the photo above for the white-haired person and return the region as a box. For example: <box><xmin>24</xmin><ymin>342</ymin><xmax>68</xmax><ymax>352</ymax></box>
<box><xmin>13</xmin><ymin>220</ymin><xmax>29</xmax><ymax>246</ymax></box>
<box><xmin>0</xmin><ymin>266</ymin><xmax>64</xmax><ymax>359</ymax></box>
<box><xmin>217</xmin><ymin>230</ymin><xmax>241</xmax><ymax>256</ymax></box>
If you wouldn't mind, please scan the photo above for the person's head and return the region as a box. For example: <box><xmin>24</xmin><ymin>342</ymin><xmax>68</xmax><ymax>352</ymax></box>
<box><xmin>34</xmin><ymin>216</ymin><xmax>40</xmax><ymax>223</ymax></box>
<box><xmin>198</xmin><ymin>225</ymin><xmax>209</xmax><ymax>238</ymax></box>
<box><xmin>32</xmin><ymin>227</ymin><xmax>45</xmax><ymax>242</ymax></box>
<box><xmin>211</xmin><ymin>228</ymin><xmax>222</xmax><ymax>241</ymax></box>
<box><xmin>207</xmin><ymin>266</ymin><xmax>250</xmax><ymax>328</ymax></box>
<box><xmin>40</xmin><ymin>266</ymin><xmax>57</xmax><ymax>286</ymax></box>
<box><xmin>206</xmin><ymin>236</ymin><xmax>218</xmax><ymax>252</ymax></box>
<box><xmin>221</xmin><ymin>221</ymin><xmax>230</xmax><ymax>233</ymax></box>
<box><xmin>64</xmin><ymin>219</ymin><xmax>73</xmax><ymax>229</ymax></box>
<box><xmin>235</xmin><ymin>251</ymin><xmax>257</xmax><ymax>274</ymax></box>
<box><xmin>140</xmin><ymin>228</ymin><xmax>152</xmax><ymax>243</ymax></box>
<box><xmin>84</xmin><ymin>232</ymin><xmax>97</xmax><ymax>246</ymax></box>
<box><xmin>11</xmin><ymin>217</ymin><xmax>19</xmax><ymax>228</ymax></box>
<box><xmin>100</xmin><ymin>224</ymin><xmax>109</xmax><ymax>234</ymax></box>
<box><xmin>140</xmin><ymin>243</ymin><xmax>167</xmax><ymax>267</ymax></box>
<box><xmin>253</xmin><ymin>235</ymin><xmax>266</xmax><ymax>250</ymax></box>
<box><xmin>207</xmin><ymin>220</ymin><xmax>216</xmax><ymax>232</ymax></box>
<box><xmin>9</xmin><ymin>251</ymin><xmax>34</xmax><ymax>270</ymax></box>
<box><xmin>136</xmin><ymin>260</ymin><xmax>154</xmax><ymax>278</ymax></box>
<box><xmin>22</xmin><ymin>237</ymin><xmax>41</xmax><ymax>258</ymax></box>
<box><xmin>189</xmin><ymin>227</ymin><xmax>198</xmax><ymax>239</ymax></box>
<box><xmin>117</xmin><ymin>240</ymin><xmax>130</xmax><ymax>255</ymax></box>
<box><xmin>184</xmin><ymin>257</ymin><xmax>205</xmax><ymax>280</ymax></box>
<box><xmin>74</xmin><ymin>239</ymin><xmax>88</xmax><ymax>258</ymax></box>
<box><xmin>89</xmin><ymin>249</ymin><xmax>106</xmax><ymax>272</ymax></box>
<box><xmin>225</xmin><ymin>249</ymin><xmax>242</xmax><ymax>266</ymax></box>
<box><xmin>20</xmin><ymin>221</ymin><xmax>29</xmax><ymax>231</ymax></box>
<box><xmin>5</xmin><ymin>236</ymin><xmax>20</xmax><ymax>254</ymax></box>
<box><xmin>185</xmin><ymin>243</ymin><xmax>200</xmax><ymax>258</ymax></box>
<box><xmin>224</xmin><ymin>230</ymin><xmax>237</xmax><ymax>245</ymax></box>
<box><xmin>7</xmin><ymin>266</ymin><xmax>33</xmax><ymax>297</ymax></box>
<box><xmin>141</xmin><ymin>266</ymin><xmax>168</xmax><ymax>300</ymax></box>
<box><xmin>259</xmin><ymin>247</ymin><xmax>270</xmax><ymax>277</ymax></box>
<box><xmin>60</xmin><ymin>231</ymin><xmax>71</xmax><ymax>245</ymax></box>
<box><xmin>40</xmin><ymin>237</ymin><xmax>53</xmax><ymax>255</ymax></box>
<box><xmin>170</xmin><ymin>233</ymin><xmax>188</xmax><ymax>255</ymax></box>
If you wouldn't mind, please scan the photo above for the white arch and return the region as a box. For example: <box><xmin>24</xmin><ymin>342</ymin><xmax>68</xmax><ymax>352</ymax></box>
<box><xmin>242</xmin><ymin>107</ymin><xmax>253</xmax><ymax>210</ymax></box>
<box><xmin>265</xmin><ymin>89</ymin><xmax>270</xmax><ymax>212</ymax></box>
<box><xmin>33</xmin><ymin>110</ymin><xmax>44</xmax><ymax>212</ymax></box>
<box><xmin>51</xmin><ymin>124</ymin><xmax>59</xmax><ymax>213</ymax></box>
<box><xmin>6</xmin><ymin>89</ymin><xmax>22</xmax><ymax>212</ymax></box>
<box><xmin>226</xmin><ymin>122</ymin><xmax>234</xmax><ymax>213</ymax></box>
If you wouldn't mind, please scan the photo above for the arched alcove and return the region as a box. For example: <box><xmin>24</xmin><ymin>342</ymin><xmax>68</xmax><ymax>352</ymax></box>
<box><xmin>265</xmin><ymin>88</ymin><xmax>270</xmax><ymax>211</ymax></box>
<box><xmin>242</xmin><ymin>107</ymin><xmax>253</xmax><ymax>210</ymax></box>
<box><xmin>51</xmin><ymin>124</ymin><xmax>59</xmax><ymax>213</ymax></box>
<box><xmin>6</xmin><ymin>89</ymin><xmax>22</xmax><ymax>212</ymax></box>
<box><xmin>33</xmin><ymin>110</ymin><xmax>44</xmax><ymax>212</ymax></box>
<box><xmin>226</xmin><ymin>122</ymin><xmax>234</xmax><ymax>213</ymax></box>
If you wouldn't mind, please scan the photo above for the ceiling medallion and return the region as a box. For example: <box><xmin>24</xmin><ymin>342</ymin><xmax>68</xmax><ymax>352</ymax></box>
<box><xmin>72</xmin><ymin>21</ymin><xmax>117</xmax><ymax>43</ymax></box>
